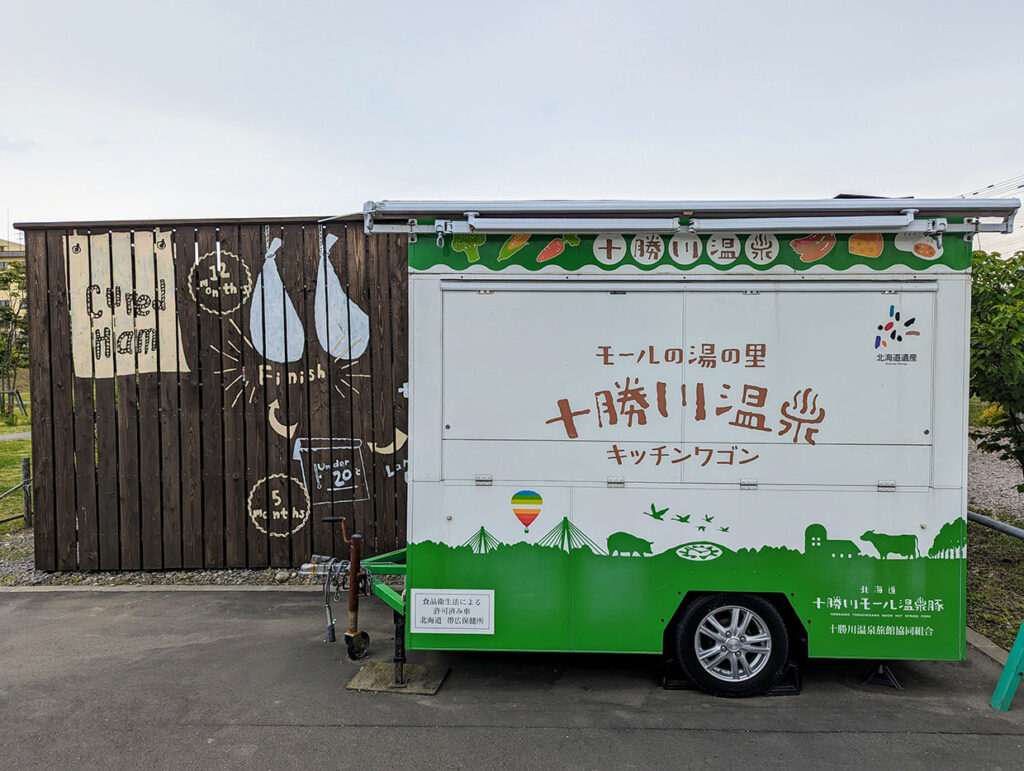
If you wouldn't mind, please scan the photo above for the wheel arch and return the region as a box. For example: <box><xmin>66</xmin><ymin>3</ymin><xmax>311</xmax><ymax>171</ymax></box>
<box><xmin>662</xmin><ymin>590</ymin><xmax>808</xmax><ymax>659</ymax></box>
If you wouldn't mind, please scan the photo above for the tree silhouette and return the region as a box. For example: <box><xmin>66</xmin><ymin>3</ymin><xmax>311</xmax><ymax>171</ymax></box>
<box><xmin>928</xmin><ymin>519</ymin><xmax>966</xmax><ymax>559</ymax></box>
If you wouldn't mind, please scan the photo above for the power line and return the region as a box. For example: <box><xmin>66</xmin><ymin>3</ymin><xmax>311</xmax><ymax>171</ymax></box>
<box><xmin>960</xmin><ymin>174</ymin><xmax>1024</xmax><ymax>199</ymax></box>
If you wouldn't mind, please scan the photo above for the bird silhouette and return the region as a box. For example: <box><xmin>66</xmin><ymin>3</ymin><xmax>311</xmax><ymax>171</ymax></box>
<box><xmin>703</xmin><ymin>514</ymin><xmax>715</xmax><ymax>523</ymax></box>
<box><xmin>645</xmin><ymin>504</ymin><xmax>669</xmax><ymax>521</ymax></box>
<box><xmin>696</xmin><ymin>525</ymin><xmax>707</xmax><ymax>532</ymax></box>
<box><xmin>719</xmin><ymin>526</ymin><xmax>730</xmax><ymax>533</ymax></box>
<box><xmin>672</xmin><ymin>514</ymin><xmax>691</xmax><ymax>524</ymax></box>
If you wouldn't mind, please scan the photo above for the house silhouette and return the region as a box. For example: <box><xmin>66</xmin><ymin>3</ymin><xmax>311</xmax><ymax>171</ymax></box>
<box><xmin>805</xmin><ymin>524</ymin><xmax>861</xmax><ymax>558</ymax></box>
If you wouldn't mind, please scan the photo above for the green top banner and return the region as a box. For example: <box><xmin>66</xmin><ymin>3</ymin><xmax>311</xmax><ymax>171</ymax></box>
<box><xmin>410</xmin><ymin>230</ymin><xmax>970</xmax><ymax>272</ymax></box>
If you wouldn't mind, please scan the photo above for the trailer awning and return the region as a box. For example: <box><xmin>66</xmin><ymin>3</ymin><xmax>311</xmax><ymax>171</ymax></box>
<box><xmin>363</xmin><ymin>197</ymin><xmax>1020</xmax><ymax>237</ymax></box>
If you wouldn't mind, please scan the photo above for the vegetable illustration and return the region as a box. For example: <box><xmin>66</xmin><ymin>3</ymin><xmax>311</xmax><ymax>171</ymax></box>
<box><xmin>452</xmin><ymin>233</ymin><xmax>487</xmax><ymax>263</ymax></box>
<box><xmin>789</xmin><ymin>233</ymin><xmax>836</xmax><ymax>263</ymax></box>
<box><xmin>536</xmin><ymin>234</ymin><xmax>581</xmax><ymax>263</ymax></box>
<box><xmin>498</xmin><ymin>234</ymin><xmax>531</xmax><ymax>261</ymax></box>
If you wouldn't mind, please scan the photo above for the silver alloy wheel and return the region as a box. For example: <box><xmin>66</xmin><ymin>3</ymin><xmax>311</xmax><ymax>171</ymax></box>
<box><xmin>693</xmin><ymin>604</ymin><xmax>773</xmax><ymax>682</ymax></box>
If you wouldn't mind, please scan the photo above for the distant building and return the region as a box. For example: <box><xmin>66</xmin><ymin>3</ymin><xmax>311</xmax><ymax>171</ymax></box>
<box><xmin>0</xmin><ymin>240</ymin><xmax>25</xmax><ymax>309</ymax></box>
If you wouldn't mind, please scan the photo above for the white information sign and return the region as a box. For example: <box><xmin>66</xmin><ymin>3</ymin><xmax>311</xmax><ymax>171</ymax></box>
<box><xmin>410</xmin><ymin>588</ymin><xmax>495</xmax><ymax>634</ymax></box>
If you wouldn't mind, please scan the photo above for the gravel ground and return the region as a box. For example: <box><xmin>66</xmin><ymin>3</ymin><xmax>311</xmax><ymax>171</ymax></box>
<box><xmin>0</xmin><ymin>532</ymin><xmax>404</xmax><ymax>588</ymax></box>
<box><xmin>2</xmin><ymin>440</ymin><xmax>1021</xmax><ymax>586</ymax></box>
<box><xmin>967</xmin><ymin>437</ymin><xmax>1024</xmax><ymax>525</ymax></box>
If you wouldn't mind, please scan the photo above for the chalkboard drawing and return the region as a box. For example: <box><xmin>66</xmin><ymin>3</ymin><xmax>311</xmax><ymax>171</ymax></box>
<box><xmin>247</xmin><ymin>473</ymin><xmax>311</xmax><ymax>538</ymax></box>
<box><xmin>250</xmin><ymin>236</ymin><xmax>304</xmax><ymax>363</ymax></box>
<box><xmin>314</xmin><ymin>233</ymin><xmax>370</xmax><ymax>359</ymax></box>
<box><xmin>292</xmin><ymin>437</ymin><xmax>369</xmax><ymax>506</ymax></box>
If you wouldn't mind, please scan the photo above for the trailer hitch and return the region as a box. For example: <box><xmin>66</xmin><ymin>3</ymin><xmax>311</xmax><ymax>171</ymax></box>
<box><xmin>300</xmin><ymin>519</ymin><xmax>409</xmax><ymax>685</ymax></box>
<box><xmin>299</xmin><ymin>519</ymin><xmax>370</xmax><ymax>660</ymax></box>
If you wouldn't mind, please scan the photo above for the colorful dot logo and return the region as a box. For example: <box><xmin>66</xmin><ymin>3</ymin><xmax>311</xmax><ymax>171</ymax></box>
<box><xmin>875</xmin><ymin>305</ymin><xmax>920</xmax><ymax>349</ymax></box>
<box><xmin>510</xmin><ymin>490</ymin><xmax>543</xmax><ymax>532</ymax></box>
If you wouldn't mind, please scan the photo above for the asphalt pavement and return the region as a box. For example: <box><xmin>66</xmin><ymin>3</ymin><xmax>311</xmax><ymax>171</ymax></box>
<box><xmin>1</xmin><ymin>588</ymin><xmax>1021</xmax><ymax>770</ymax></box>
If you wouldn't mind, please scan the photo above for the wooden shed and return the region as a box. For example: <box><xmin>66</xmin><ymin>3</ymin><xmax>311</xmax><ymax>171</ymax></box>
<box><xmin>17</xmin><ymin>216</ymin><xmax>408</xmax><ymax>570</ymax></box>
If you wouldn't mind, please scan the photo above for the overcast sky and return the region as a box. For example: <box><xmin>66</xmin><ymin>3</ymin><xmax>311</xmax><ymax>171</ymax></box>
<box><xmin>2</xmin><ymin>0</ymin><xmax>1023</xmax><ymax>248</ymax></box>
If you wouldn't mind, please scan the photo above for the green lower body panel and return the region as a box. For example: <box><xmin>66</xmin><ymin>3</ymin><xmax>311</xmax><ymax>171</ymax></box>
<box><xmin>407</xmin><ymin>541</ymin><xmax>965</xmax><ymax>659</ymax></box>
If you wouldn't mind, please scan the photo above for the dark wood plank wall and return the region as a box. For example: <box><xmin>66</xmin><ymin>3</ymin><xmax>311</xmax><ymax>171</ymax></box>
<box><xmin>21</xmin><ymin>219</ymin><xmax>408</xmax><ymax>571</ymax></box>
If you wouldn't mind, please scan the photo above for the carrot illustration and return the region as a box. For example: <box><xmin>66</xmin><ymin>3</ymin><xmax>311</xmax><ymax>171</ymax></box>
<box><xmin>498</xmin><ymin>234</ymin><xmax>531</xmax><ymax>261</ymax></box>
<box><xmin>536</xmin><ymin>234</ymin><xmax>580</xmax><ymax>263</ymax></box>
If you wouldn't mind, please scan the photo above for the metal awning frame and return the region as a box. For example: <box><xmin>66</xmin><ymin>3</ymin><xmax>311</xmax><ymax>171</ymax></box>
<box><xmin>362</xmin><ymin>198</ymin><xmax>1020</xmax><ymax>239</ymax></box>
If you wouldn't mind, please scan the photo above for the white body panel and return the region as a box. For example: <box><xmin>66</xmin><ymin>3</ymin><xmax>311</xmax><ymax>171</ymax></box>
<box><xmin>410</xmin><ymin>272</ymin><xmax>968</xmax><ymax>554</ymax></box>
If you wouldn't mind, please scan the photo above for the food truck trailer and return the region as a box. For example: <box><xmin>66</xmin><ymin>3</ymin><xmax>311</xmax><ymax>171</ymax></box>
<box><xmin>304</xmin><ymin>197</ymin><xmax>1020</xmax><ymax>697</ymax></box>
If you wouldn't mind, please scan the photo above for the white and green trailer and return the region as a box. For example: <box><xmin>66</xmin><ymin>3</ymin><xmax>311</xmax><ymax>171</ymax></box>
<box><xmin>316</xmin><ymin>197</ymin><xmax>1020</xmax><ymax>697</ymax></box>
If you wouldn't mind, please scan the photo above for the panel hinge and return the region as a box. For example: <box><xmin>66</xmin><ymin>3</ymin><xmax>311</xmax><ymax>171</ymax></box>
<box><xmin>607</xmin><ymin>477</ymin><xmax>625</xmax><ymax>488</ymax></box>
<box><xmin>475</xmin><ymin>474</ymin><xmax>492</xmax><ymax>486</ymax></box>
<box><xmin>740</xmin><ymin>478</ymin><xmax>758</xmax><ymax>489</ymax></box>
<box><xmin>877</xmin><ymin>480</ymin><xmax>896</xmax><ymax>492</ymax></box>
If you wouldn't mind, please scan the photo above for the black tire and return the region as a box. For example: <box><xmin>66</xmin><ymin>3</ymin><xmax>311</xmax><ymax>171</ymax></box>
<box><xmin>673</xmin><ymin>593</ymin><xmax>790</xmax><ymax>697</ymax></box>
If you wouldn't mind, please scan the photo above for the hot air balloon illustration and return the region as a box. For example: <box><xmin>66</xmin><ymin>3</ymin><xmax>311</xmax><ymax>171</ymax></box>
<box><xmin>510</xmin><ymin>490</ymin><xmax>543</xmax><ymax>532</ymax></box>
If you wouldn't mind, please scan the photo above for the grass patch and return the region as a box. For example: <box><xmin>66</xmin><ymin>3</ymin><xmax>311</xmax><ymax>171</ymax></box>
<box><xmin>966</xmin><ymin>514</ymin><xmax>1024</xmax><ymax>650</ymax></box>
<box><xmin>0</xmin><ymin>438</ymin><xmax>31</xmax><ymax>536</ymax></box>
<box><xmin>0</xmin><ymin>410</ymin><xmax>31</xmax><ymax>435</ymax></box>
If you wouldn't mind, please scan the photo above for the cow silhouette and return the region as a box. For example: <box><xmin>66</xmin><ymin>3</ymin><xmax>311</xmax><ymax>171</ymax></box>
<box><xmin>861</xmin><ymin>530</ymin><xmax>920</xmax><ymax>559</ymax></box>
<box><xmin>607</xmin><ymin>532</ymin><xmax>653</xmax><ymax>557</ymax></box>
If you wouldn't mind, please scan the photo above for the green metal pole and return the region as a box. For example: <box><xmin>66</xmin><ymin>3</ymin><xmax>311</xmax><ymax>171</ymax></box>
<box><xmin>991</xmin><ymin>621</ymin><xmax>1024</xmax><ymax>711</ymax></box>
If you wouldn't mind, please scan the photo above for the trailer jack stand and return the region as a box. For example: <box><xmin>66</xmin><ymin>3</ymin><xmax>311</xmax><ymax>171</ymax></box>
<box><xmin>863</xmin><ymin>662</ymin><xmax>903</xmax><ymax>690</ymax></box>
<box><xmin>343</xmin><ymin>534</ymin><xmax>370</xmax><ymax>661</ymax></box>
<box><xmin>393</xmin><ymin>610</ymin><xmax>408</xmax><ymax>687</ymax></box>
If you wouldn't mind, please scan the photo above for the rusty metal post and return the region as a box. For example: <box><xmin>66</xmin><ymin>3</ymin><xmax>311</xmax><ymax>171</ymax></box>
<box><xmin>348</xmin><ymin>534</ymin><xmax>362</xmax><ymax>628</ymax></box>
<box><xmin>21</xmin><ymin>456</ymin><xmax>31</xmax><ymax>528</ymax></box>
<box><xmin>344</xmin><ymin>534</ymin><xmax>368</xmax><ymax>659</ymax></box>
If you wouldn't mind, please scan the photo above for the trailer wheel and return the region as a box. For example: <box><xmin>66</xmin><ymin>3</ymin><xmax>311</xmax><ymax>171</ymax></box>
<box><xmin>673</xmin><ymin>593</ymin><xmax>789</xmax><ymax>697</ymax></box>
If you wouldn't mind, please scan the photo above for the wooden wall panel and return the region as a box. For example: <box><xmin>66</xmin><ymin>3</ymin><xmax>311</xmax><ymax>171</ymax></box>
<box><xmin>23</xmin><ymin>219</ymin><xmax>409</xmax><ymax>570</ymax></box>
<box><xmin>26</xmin><ymin>230</ymin><xmax>55</xmax><ymax>571</ymax></box>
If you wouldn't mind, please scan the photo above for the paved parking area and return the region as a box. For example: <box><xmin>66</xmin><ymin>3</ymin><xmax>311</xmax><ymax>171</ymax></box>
<box><xmin>1</xmin><ymin>588</ymin><xmax>1021</xmax><ymax>769</ymax></box>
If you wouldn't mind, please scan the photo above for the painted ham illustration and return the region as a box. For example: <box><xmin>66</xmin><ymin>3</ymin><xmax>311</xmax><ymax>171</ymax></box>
<box><xmin>789</xmin><ymin>233</ymin><xmax>836</xmax><ymax>262</ymax></box>
<box><xmin>250</xmin><ymin>237</ymin><xmax>305</xmax><ymax>363</ymax></box>
<box><xmin>314</xmin><ymin>233</ymin><xmax>370</xmax><ymax>359</ymax></box>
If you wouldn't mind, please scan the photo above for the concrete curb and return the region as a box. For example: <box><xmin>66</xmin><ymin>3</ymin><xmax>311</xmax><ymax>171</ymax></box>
<box><xmin>966</xmin><ymin>626</ymin><xmax>1010</xmax><ymax>666</ymax></box>
<box><xmin>0</xmin><ymin>584</ymin><xmax>321</xmax><ymax>593</ymax></box>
